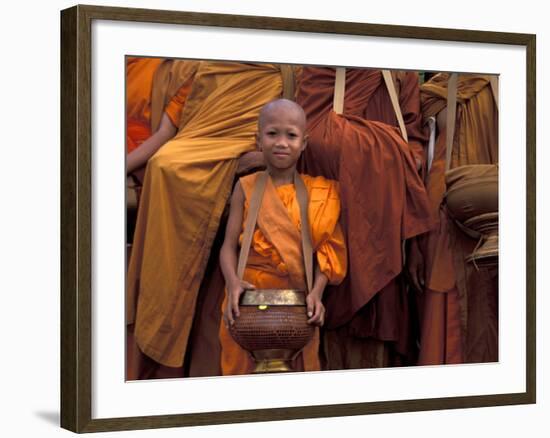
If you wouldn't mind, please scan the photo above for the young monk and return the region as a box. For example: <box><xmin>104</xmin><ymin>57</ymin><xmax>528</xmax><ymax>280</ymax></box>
<box><xmin>218</xmin><ymin>99</ymin><xmax>348</xmax><ymax>375</ymax></box>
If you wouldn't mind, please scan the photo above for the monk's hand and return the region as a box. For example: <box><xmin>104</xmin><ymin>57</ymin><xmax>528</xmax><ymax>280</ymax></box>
<box><xmin>407</xmin><ymin>238</ymin><xmax>425</xmax><ymax>293</ymax></box>
<box><xmin>306</xmin><ymin>290</ymin><xmax>325</xmax><ymax>326</ymax></box>
<box><xmin>236</xmin><ymin>151</ymin><xmax>265</xmax><ymax>176</ymax></box>
<box><xmin>224</xmin><ymin>280</ymin><xmax>256</xmax><ymax>327</ymax></box>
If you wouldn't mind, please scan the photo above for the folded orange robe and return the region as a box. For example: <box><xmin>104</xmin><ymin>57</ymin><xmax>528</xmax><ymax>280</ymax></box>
<box><xmin>296</xmin><ymin>67</ymin><xmax>435</xmax><ymax>368</ymax></box>
<box><xmin>419</xmin><ymin>73</ymin><xmax>498</xmax><ymax>364</ymax></box>
<box><xmin>125</xmin><ymin>57</ymin><xmax>196</xmax><ymax>153</ymax></box>
<box><xmin>219</xmin><ymin>172</ymin><xmax>347</xmax><ymax>375</ymax></box>
<box><xmin>127</xmin><ymin>62</ymin><xmax>285</xmax><ymax>370</ymax></box>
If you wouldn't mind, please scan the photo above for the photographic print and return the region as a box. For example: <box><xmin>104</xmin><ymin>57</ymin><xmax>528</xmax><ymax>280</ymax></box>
<box><xmin>125</xmin><ymin>58</ymin><xmax>499</xmax><ymax>380</ymax></box>
<box><xmin>61</xmin><ymin>4</ymin><xmax>535</xmax><ymax>432</ymax></box>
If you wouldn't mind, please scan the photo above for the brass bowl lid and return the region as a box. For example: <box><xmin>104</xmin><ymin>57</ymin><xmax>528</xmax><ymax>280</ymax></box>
<box><xmin>240</xmin><ymin>289</ymin><xmax>306</xmax><ymax>306</ymax></box>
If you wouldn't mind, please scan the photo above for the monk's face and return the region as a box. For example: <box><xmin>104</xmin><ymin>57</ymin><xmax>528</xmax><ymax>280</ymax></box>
<box><xmin>256</xmin><ymin>102</ymin><xmax>308</xmax><ymax>171</ymax></box>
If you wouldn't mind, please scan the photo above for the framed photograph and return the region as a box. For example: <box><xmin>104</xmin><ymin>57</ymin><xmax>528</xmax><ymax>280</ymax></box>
<box><xmin>60</xmin><ymin>4</ymin><xmax>536</xmax><ymax>433</ymax></box>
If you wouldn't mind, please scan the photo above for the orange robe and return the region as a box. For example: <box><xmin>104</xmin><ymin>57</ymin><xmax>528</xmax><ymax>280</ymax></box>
<box><xmin>419</xmin><ymin>73</ymin><xmax>498</xmax><ymax>364</ymax></box>
<box><xmin>296</xmin><ymin>67</ymin><xmax>435</xmax><ymax>369</ymax></box>
<box><xmin>125</xmin><ymin>57</ymin><xmax>199</xmax><ymax>380</ymax></box>
<box><xmin>126</xmin><ymin>63</ymin><xmax>286</xmax><ymax>376</ymax></box>
<box><xmin>125</xmin><ymin>57</ymin><xmax>196</xmax><ymax>154</ymax></box>
<box><xmin>219</xmin><ymin>172</ymin><xmax>347</xmax><ymax>375</ymax></box>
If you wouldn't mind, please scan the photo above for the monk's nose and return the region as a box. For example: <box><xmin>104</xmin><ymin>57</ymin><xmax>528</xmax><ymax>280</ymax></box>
<box><xmin>274</xmin><ymin>141</ymin><xmax>288</xmax><ymax>149</ymax></box>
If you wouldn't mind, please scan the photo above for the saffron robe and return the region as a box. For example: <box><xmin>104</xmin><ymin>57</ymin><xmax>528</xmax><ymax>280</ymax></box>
<box><xmin>125</xmin><ymin>57</ymin><xmax>197</xmax><ymax>153</ymax></box>
<box><xmin>419</xmin><ymin>73</ymin><xmax>498</xmax><ymax>364</ymax></box>
<box><xmin>219</xmin><ymin>172</ymin><xmax>347</xmax><ymax>375</ymax></box>
<box><xmin>296</xmin><ymin>67</ymin><xmax>435</xmax><ymax>369</ymax></box>
<box><xmin>126</xmin><ymin>62</ymin><xmax>286</xmax><ymax>370</ymax></box>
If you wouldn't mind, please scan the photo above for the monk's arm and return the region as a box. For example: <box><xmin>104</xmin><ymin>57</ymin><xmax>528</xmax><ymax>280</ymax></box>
<box><xmin>306</xmin><ymin>264</ymin><xmax>328</xmax><ymax>326</ymax></box>
<box><xmin>220</xmin><ymin>182</ymin><xmax>251</xmax><ymax>324</ymax></box>
<box><xmin>220</xmin><ymin>181</ymin><xmax>245</xmax><ymax>286</ymax></box>
<box><xmin>312</xmin><ymin>264</ymin><xmax>328</xmax><ymax>297</ymax></box>
<box><xmin>407</xmin><ymin>236</ymin><xmax>425</xmax><ymax>292</ymax></box>
<box><xmin>126</xmin><ymin>113</ymin><xmax>177</xmax><ymax>174</ymax></box>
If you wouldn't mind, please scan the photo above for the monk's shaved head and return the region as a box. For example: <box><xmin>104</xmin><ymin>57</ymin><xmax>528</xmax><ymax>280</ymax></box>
<box><xmin>258</xmin><ymin>99</ymin><xmax>307</xmax><ymax>132</ymax></box>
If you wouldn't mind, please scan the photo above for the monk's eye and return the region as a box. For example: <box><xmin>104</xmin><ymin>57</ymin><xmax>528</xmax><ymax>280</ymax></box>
<box><xmin>266</xmin><ymin>131</ymin><xmax>277</xmax><ymax>136</ymax></box>
<box><xmin>288</xmin><ymin>132</ymin><xmax>298</xmax><ymax>138</ymax></box>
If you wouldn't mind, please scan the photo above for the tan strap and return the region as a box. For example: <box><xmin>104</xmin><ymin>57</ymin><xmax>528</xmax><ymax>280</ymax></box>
<box><xmin>445</xmin><ymin>73</ymin><xmax>459</xmax><ymax>171</ymax></box>
<box><xmin>294</xmin><ymin>172</ymin><xmax>313</xmax><ymax>293</ymax></box>
<box><xmin>426</xmin><ymin>116</ymin><xmax>437</xmax><ymax>179</ymax></box>
<box><xmin>333</xmin><ymin>67</ymin><xmax>346</xmax><ymax>115</ymax></box>
<box><xmin>279</xmin><ymin>64</ymin><xmax>296</xmax><ymax>101</ymax></box>
<box><xmin>237</xmin><ymin>171</ymin><xmax>313</xmax><ymax>293</ymax></box>
<box><xmin>237</xmin><ymin>171</ymin><xmax>268</xmax><ymax>281</ymax></box>
<box><xmin>489</xmin><ymin>75</ymin><xmax>499</xmax><ymax>109</ymax></box>
<box><xmin>382</xmin><ymin>70</ymin><xmax>408</xmax><ymax>143</ymax></box>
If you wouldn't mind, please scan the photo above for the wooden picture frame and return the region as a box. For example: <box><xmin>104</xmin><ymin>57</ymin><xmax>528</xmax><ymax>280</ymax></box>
<box><xmin>60</xmin><ymin>4</ymin><xmax>536</xmax><ymax>433</ymax></box>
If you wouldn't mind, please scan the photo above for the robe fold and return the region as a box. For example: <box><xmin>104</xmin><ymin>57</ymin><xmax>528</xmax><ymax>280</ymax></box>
<box><xmin>126</xmin><ymin>62</ymin><xmax>285</xmax><ymax>372</ymax></box>
<box><xmin>418</xmin><ymin>73</ymin><xmax>499</xmax><ymax>364</ymax></box>
<box><xmin>125</xmin><ymin>58</ymin><xmax>198</xmax><ymax>379</ymax></box>
<box><xmin>296</xmin><ymin>67</ymin><xmax>435</xmax><ymax>368</ymax></box>
<box><xmin>219</xmin><ymin>172</ymin><xmax>347</xmax><ymax>375</ymax></box>
<box><xmin>125</xmin><ymin>57</ymin><xmax>197</xmax><ymax>153</ymax></box>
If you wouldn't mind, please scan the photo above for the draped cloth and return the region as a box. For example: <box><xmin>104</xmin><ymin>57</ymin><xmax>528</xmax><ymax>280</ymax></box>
<box><xmin>125</xmin><ymin>57</ymin><xmax>199</xmax><ymax>379</ymax></box>
<box><xmin>419</xmin><ymin>73</ymin><xmax>499</xmax><ymax>364</ymax></box>
<box><xmin>296</xmin><ymin>67</ymin><xmax>435</xmax><ymax>368</ymax></box>
<box><xmin>126</xmin><ymin>62</ymin><xmax>285</xmax><ymax>372</ymax></box>
<box><xmin>219</xmin><ymin>172</ymin><xmax>347</xmax><ymax>375</ymax></box>
<box><xmin>125</xmin><ymin>57</ymin><xmax>198</xmax><ymax>153</ymax></box>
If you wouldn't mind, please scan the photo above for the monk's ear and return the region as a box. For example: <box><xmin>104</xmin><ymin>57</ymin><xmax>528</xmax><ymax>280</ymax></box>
<box><xmin>301</xmin><ymin>134</ymin><xmax>309</xmax><ymax>152</ymax></box>
<box><xmin>255</xmin><ymin>132</ymin><xmax>262</xmax><ymax>151</ymax></box>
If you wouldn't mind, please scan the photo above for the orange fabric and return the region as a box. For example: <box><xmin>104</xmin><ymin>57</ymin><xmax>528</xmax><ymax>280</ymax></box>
<box><xmin>416</xmin><ymin>288</ymin><xmax>463</xmax><ymax>365</ymax></box>
<box><xmin>126</xmin><ymin>119</ymin><xmax>152</xmax><ymax>154</ymax></box>
<box><xmin>241</xmin><ymin>174</ymin><xmax>347</xmax><ymax>287</ymax></box>
<box><xmin>125</xmin><ymin>58</ymin><xmax>198</xmax><ymax>378</ymax></box>
<box><xmin>164</xmin><ymin>77</ymin><xmax>194</xmax><ymax>128</ymax></box>
<box><xmin>421</xmin><ymin>73</ymin><xmax>498</xmax><ymax>223</ymax></box>
<box><xmin>186</xmin><ymin>260</ymin><xmax>226</xmax><ymax>377</ymax></box>
<box><xmin>127</xmin><ymin>62</ymin><xmax>284</xmax><ymax>368</ymax></box>
<box><xmin>126</xmin><ymin>325</ymin><xmax>184</xmax><ymax>380</ymax></box>
<box><xmin>125</xmin><ymin>57</ymin><xmax>158</xmax><ymax>153</ymax></box>
<box><xmin>322</xmin><ymin>276</ymin><xmax>412</xmax><ymax>369</ymax></box>
<box><xmin>125</xmin><ymin>57</ymin><xmax>195</xmax><ymax>153</ymax></box>
<box><xmin>126</xmin><ymin>57</ymin><xmax>163</xmax><ymax>139</ymax></box>
<box><xmin>418</xmin><ymin>73</ymin><xmax>498</xmax><ymax>364</ymax></box>
<box><xmin>296</xmin><ymin>67</ymin><xmax>435</xmax><ymax>348</ymax></box>
<box><xmin>220</xmin><ymin>172</ymin><xmax>347</xmax><ymax>375</ymax></box>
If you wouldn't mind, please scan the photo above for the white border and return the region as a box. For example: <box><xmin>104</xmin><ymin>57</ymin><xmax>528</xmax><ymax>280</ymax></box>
<box><xmin>92</xmin><ymin>19</ymin><xmax>526</xmax><ymax>419</ymax></box>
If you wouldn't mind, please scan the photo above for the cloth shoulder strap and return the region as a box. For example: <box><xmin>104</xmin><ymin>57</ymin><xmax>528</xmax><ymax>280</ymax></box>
<box><xmin>445</xmin><ymin>73</ymin><xmax>498</xmax><ymax>171</ymax></box>
<box><xmin>237</xmin><ymin>172</ymin><xmax>268</xmax><ymax>282</ymax></box>
<box><xmin>445</xmin><ymin>73</ymin><xmax>459</xmax><ymax>171</ymax></box>
<box><xmin>333</xmin><ymin>68</ymin><xmax>408</xmax><ymax>142</ymax></box>
<box><xmin>333</xmin><ymin>67</ymin><xmax>346</xmax><ymax>115</ymax></box>
<box><xmin>382</xmin><ymin>70</ymin><xmax>408</xmax><ymax>143</ymax></box>
<box><xmin>295</xmin><ymin>173</ymin><xmax>313</xmax><ymax>293</ymax></box>
<box><xmin>489</xmin><ymin>75</ymin><xmax>499</xmax><ymax>109</ymax></box>
<box><xmin>237</xmin><ymin>171</ymin><xmax>313</xmax><ymax>293</ymax></box>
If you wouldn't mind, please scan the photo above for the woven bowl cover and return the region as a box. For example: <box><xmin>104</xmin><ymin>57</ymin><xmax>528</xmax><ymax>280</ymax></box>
<box><xmin>230</xmin><ymin>305</ymin><xmax>314</xmax><ymax>351</ymax></box>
